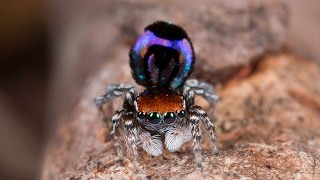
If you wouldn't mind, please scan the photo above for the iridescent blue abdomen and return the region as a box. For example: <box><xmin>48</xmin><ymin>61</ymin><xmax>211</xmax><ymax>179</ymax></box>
<box><xmin>129</xmin><ymin>21</ymin><xmax>195</xmax><ymax>90</ymax></box>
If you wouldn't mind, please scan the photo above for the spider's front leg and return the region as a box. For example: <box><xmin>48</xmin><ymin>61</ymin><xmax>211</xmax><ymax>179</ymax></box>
<box><xmin>123</xmin><ymin>112</ymin><xmax>140</xmax><ymax>168</ymax></box>
<box><xmin>188</xmin><ymin>103</ymin><xmax>219</xmax><ymax>169</ymax></box>
<box><xmin>110</xmin><ymin>109</ymin><xmax>125</xmax><ymax>164</ymax></box>
<box><xmin>184</xmin><ymin>80</ymin><xmax>219</xmax><ymax>153</ymax></box>
<box><xmin>95</xmin><ymin>84</ymin><xmax>139</xmax><ymax>166</ymax></box>
<box><xmin>184</xmin><ymin>81</ymin><xmax>219</xmax><ymax>169</ymax></box>
<box><xmin>191</xmin><ymin>105</ymin><xmax>218</xmax><ymax>155</ymax></box>
<box><xmin>188</xmin><ymin>108</ymin><xmax>204</xmax><ymax>169</ymax></box>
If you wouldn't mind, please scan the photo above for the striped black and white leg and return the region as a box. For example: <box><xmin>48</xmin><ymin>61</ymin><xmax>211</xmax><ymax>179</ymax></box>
<box><xmin>123</xmin><ymin>112</ymin><xmax>139</xmax><ymax>169</ymax></box>
<box><xmin>188</xmin><ymin>109</ymin><xmax>204</xmax><ymax>169</ymax></box>
<box><xmin>110</xmin><ymin>109</ymin><xmax>125</xmax><ymax>164</ymax></box>
<box><xmin>184</xmin><ymin>85</ymin><xmax>219</xmax><ymax>169</ymax></box>
<box><xmin>185</xmin><ymin>88</ymin><xmax>203</xmax><ymax>168</ymax></box>
<box><xmin>184</xmin><ymin>80</ymin><xmax>219</xmax><ymax>154</ymax></box>
<box><xmin>192</xmin><ymin>105</ymin><xmax>218</xmax><ymax>155</ymax></box>
<box><xmin>94</xmin><ymin>83</ymin><xmax>138</xmax><ymax>166</ymax></box>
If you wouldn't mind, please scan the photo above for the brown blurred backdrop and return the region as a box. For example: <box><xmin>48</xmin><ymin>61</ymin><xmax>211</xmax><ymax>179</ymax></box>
<box><xmin>0</xmin><ymin>0</ymin><xmax>319</xmax><ymax>179</ymax></box>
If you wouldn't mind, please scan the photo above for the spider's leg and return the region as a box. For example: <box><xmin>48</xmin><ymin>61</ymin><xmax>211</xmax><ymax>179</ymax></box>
<box><xmin>185</xmin><ymin>88</ymin><xmax>218</xmax><ymax>169</ymax></box>
<box><xmin>185</xmin><ymin>89</ymin><xmax>201</xmax><ymax>164</ymax></box>
<box><xmin>95</xmin><ymin>84</ymin><xmax>135</xmax><ymax>126</ymax></box>
<box><xmin>110</xmin><ymin>109</ymin><xmax>125</xmax><ymax>164</ymax></box>
<box><xmin>183</xmin><ymin>79</ymin><xmax>218</xmax><ymax>105</ymax></box>
<box><xmin>188</xmin><ymin>109</ymin><xmax>204</xmax><ymax>170</ymax></box>
<box><xmin>120</xmin><ymin>88</ymin><xmax>141</xmax><ymax>169</ymax></box>
<box><xmin>94</xmin><ymin>83</ymin><xmax>135</xmax><ymax>107</ymax></box>
<box><xmin>95</xmin><ymin>83</ymin><xmax>138</xmax><ymax>166</ymax></box>
<box><xmin>192</xmin><ymin>105</ymin><xmax>219</xmax><ymax>155</ymax></box>
<box><xmin>185</xmin><ymin>89</ymin><xmax>203</xmax><ymax>168</ymax></box>
<box><xmin>123</xmin><ymin>112</ymin><xmax>139</xmax><ymax>168</ymax></box>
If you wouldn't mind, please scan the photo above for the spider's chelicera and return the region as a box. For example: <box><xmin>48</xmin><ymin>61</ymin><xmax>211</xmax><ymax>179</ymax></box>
<box><xmin>95</xmin><ymin>21</ymin><xmax>219</xmax><ymax>168</ymax></box>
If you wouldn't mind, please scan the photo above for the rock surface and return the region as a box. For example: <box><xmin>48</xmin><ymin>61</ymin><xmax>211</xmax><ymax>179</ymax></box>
<box><xmin>41</xmin><ymin>54</ymin><xmax>320</xmax><ymax>179</ymax></box>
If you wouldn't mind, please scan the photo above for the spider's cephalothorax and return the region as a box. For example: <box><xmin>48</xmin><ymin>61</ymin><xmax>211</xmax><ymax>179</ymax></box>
<box><xmin>95</xmin><ymin>21</ymin><xmax>219</xmax><ymax>169</ymax></box>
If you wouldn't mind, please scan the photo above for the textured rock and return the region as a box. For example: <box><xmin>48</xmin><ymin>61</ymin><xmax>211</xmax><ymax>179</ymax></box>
<box><xmin>41</xmin><ymin>54</ymin><xmax>320</xmax><ymax>179</ymax></box>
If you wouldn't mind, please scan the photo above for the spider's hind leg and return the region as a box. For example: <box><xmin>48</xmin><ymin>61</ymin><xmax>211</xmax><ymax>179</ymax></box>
<box><xmin>183</xmin><ymin>79</ymin><xmax>219</xmax><ymax>105</ymax></box>
<box><xmin>94</xmin><ymin>83</ymin><xmax>135</xmax><ymax>107</ymax></box>
<box><xmin>95</xmin><ymin>84</ymin><xmax>136</xmax><ymax>125</ymax></box>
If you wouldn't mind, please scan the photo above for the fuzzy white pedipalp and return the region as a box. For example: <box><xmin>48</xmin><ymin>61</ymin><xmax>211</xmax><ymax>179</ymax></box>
<box><xmin>165</xmin><ymin>125</ymin><xmax>192</xmax><ymax>152</ymax></box>
<box><xmin>139</xmin><ymin>131</ymin><xmax>163</xmax><ymax>156</ymax></box>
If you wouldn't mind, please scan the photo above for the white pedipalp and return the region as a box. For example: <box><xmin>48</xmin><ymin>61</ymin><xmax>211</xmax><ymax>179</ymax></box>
<box><xmin>165</xmin><ymin>125</ymin><xmax>192</xmax><ymax>152</ymax></box>
<box><xmin>139</xmin><ymin>131</ymin><xmax>163</xmax><ymax>156</ymax></box>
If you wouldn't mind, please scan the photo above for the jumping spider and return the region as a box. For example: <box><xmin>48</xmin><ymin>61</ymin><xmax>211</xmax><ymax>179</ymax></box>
<box><xmin>95</xmin><ymin>21</ymin><xmax>219</xmax><ymax>169</ymax></box>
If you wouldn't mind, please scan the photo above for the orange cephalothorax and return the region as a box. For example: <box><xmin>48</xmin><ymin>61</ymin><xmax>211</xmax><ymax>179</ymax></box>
<box><xmin>137</xmin><ymin>90</ymin><xmax>184</xmax><ymax>114</ymax></box>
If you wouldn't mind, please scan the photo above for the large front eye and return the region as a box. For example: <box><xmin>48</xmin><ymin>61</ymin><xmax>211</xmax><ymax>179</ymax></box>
<box><xmin>147</xmin><ymin>112</ymin><xmax>161</xmax><ymax>125</ymax></box>
<box><xmin>164</xmin><ymin>112</ymin><xmax>176</xmax><ymax>124</ymax></box>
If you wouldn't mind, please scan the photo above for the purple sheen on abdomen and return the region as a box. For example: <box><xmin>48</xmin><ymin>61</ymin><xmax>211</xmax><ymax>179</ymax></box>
<box><xmin>130</xmin><ymin>31</ymin><xmax>194</xmax><ymax>89</ymax></box>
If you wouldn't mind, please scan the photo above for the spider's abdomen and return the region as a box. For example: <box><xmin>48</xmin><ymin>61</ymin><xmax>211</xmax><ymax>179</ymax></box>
<box><xmin>129</xmin><ymin>21</ymin><xmax>195</xmax><ymax>90</ymax></box>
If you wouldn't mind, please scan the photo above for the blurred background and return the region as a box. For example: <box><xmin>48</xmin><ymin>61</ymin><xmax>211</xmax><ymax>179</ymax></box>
<box><xmin>0</xmin><ymin>0</ymin><xmax>319</xmax><ymax>179</ymax></box>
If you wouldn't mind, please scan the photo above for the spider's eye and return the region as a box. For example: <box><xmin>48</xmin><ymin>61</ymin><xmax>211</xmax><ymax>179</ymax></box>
<box><xmin>164</xmin><ymin>112</ymin><xmax>176</xmax><ymax>124</ymax></box>
<box><xmin>147</xmin><ymin>112</ymin><xmax>161</xmax><ymax>125</ymax></box>
<box><xmin>177</xmin><ymin>110</ymin><xmax>186</xmax><ymax>118</ymax></box>
<box><xmin>137</xmin><ymin>112</ymin><xmax>145</xmax><ymax>119</ymax></box>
